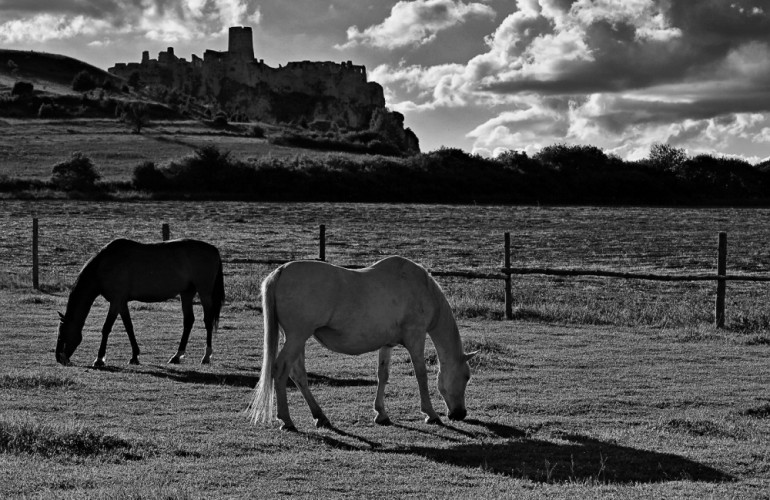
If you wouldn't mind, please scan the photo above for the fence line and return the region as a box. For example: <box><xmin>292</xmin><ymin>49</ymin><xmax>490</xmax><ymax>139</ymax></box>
<box><xmin>28</xmin><ymin>220</ymin><xmax>770</xmax><ymax>328</ymax></box>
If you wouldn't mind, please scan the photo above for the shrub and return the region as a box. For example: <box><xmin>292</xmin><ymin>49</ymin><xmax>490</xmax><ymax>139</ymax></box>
<box><xmin>132</xmin><ymin>161</ymin><xmax>168</xmax><ymax>191</ymax></box>
<box><xmin>11</xmin><ymin>81</ymin><xmax>33</xmax><ymax>96</ymax></box>
<box><xmin>51</xmin><ymin>153</ymin><xmax>101</xmax><ymax>191</ymax></box>
<box><xmin>249</xmin><ymin>124</ymin><xmax>265</xmax><ymax>138</ymax></box>
<box><xmin>72</xmin><ymin>71</ymin><xmax>97</xmax><ymax>92</ymax></box>
<box><xmin>37</xmin><ymin>103</ymin><xmax>65</xmax><ymax>119</ymax></box>
<box><xmin>212</xmin><ymin>111</ymin><xmax>228</xmax><ymax>128</ymax></box>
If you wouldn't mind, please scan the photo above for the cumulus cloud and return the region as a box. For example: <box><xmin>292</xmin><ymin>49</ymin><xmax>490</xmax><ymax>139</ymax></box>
<box><xmin>0</xmin><ymin>0</ymin><xmax>261</xmax><ymax>44</ymax></box>
<box><xmin>337</xmin><ymin>0</ymin><xmax>495</xmax><ymax>49</ymax></box>
<box><xmin>372</xmin><ymin>0</ymin><xmax>770</xmax><ymax>158</ymax></box>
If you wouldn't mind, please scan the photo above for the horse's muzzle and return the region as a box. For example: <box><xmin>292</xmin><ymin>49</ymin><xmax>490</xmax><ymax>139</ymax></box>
<box><xmin>448</xmin><ymin>408</ymin><xmax>467</xmax><ymax>421</ymax></box>
<box><xmin>55</xmin><ymin>351</ymin><xmax>71</xmax><ymax>366</ymax></box>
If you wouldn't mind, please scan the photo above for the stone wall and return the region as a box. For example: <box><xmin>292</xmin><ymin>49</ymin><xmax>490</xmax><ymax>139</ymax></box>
<box><xmin>108</xmin><ymin>26</ymin><xmax>387</xmax><ymax>130</ymax></box>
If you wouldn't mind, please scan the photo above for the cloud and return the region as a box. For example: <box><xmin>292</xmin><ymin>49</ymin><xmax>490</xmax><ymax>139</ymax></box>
<box><xmin>372</xmin><ymin>0</ymin><xmax>770</xmax><ymax>158</ymax></box>
<box><xmin>0</xmin><ymin>0</ymin><xmax>261</xmax><ymax>44</ymax></box>
<box><xmin>337</xmin><ymin>0</ymin><xmax>495</xmax><ymax>49</ymax></box>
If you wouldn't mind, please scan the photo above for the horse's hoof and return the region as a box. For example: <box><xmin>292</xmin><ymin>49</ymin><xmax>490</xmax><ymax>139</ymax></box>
<box><xmin>200</xmin><ymin>357</ymin><xmax>211</xmax><ymax>365</ymax></box>
<box><xmin>425</xmin><ymin>416</ymin><xmax>442</xmax><ymax>425</ymax></box>
<box><xmin>128</xmin><ymin>358</ymin><xmax>140</xmax><ymax>365</ymax></box>
<box><xmin>280</xmin><ymin>423</ymin><xmax>298</xmax><ymax>432</ymax></box>
<box><xmin>375</xmin><ymin>416</ymin><xmax>392</xmax><ymax>426</ymax></box>
<box><xmin>315</xmin><ymin>417</ymin><xmax>331</xmax><ymax>428</ymax></box>
<box><xmin>168</xmin><ymin>356</ymin><xmax>182</xmax><ymax>364</ymax></box>
<box><xmin>93</xmin><ymin>360</ymin><xmax>105</xmax><ymax>368</ymax></box>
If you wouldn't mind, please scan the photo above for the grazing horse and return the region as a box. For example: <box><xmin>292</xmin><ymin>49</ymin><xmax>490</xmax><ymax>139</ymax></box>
<box><xmin>55</xmin><ymin>238</ymin><xmax>224</xmax><ymax>367</ymax></box>
<box><xmin>247</xmin><ymin>256</ymin><xmax>476</xmax><ymax>431</ymax></box>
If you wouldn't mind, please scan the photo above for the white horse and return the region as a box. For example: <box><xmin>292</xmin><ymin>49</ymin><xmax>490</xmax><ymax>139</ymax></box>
<box><xmin>247</xmin><ymin>256</ymin><xmax>476</xmax><ymax>431</ymax></box>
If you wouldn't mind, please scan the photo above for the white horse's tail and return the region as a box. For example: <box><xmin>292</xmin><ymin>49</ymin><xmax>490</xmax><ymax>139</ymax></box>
<box><xmin>247</xmin><ymin>266</ymin><xmax>283</xmax><ymax>424</ymax></box>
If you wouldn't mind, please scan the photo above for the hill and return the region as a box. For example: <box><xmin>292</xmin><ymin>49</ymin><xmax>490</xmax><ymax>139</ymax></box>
<box><xmin>0</xmin><ymin>49</ymin><xmax>123</xmax><ymax>94</ymax></box>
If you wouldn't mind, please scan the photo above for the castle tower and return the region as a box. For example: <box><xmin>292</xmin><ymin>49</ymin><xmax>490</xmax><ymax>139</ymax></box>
<box><xmin>228</xmin><ymin>26</ymin><xmax>254</xmax><ymax>60</ymax></box>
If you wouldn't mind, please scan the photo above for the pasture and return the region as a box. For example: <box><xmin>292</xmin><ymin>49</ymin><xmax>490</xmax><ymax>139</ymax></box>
<box><xmin>2</xmin><ymin>201</ymin><xmax>770</xmax><ymax>498</ymax></box>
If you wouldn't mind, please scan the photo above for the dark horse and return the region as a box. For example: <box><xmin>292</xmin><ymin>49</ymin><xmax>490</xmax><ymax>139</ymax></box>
<box><xmin>55</xmin><ymin>238</ymin><xmax>224</xmax><ymax>367</ymax></box>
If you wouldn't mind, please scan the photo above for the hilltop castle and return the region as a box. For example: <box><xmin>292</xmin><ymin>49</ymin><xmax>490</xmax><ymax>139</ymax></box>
<box><xmin>108</xmin><ymin>27</ymin><xmax>389</xmax><ymax>131</ymax></box>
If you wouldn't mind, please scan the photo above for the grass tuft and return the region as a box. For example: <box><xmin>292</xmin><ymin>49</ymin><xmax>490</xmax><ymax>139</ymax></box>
<box><xmin>0</xmin><ymin>370</ymin><xmax>78</xmax><ymax>390</ymax></box>
<box><xmin>743</xmin><ymin>404</ymin><xmax>770</xmax><ymax>419</ymax></box>
<box><xmin>0</xmin><ymin>415</ymin><xmax>150</xmax><ymax>460</ymax></box>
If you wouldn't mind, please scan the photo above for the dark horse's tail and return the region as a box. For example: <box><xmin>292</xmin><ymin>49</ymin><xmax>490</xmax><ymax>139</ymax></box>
<box><xmin>211</xmin><ymin>256</ymin><xmax>225</xmax><ymax>330</ymax></box>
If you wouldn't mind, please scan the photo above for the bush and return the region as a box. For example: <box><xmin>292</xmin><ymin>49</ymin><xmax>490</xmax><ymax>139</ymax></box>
<box><xmin>132</xmin><ymin>161</ymin><xmax>168</xmax><ymax>191</ymax></box>
<box><xmin>212</xmin><ymin>112</ymin><xmax>228</xmax><ymax>128</ymax></box>
<box><xmin>249</xmin><ymin>124</ymin><xmax>265</xmax><ymax>138</ymax></box>
<box><xmin>11</xmin><ymin>81</ymin><xmax>33</xmax><ymax>96</ymax></box>
<box><xmin>72</xmin><ymin>71</ymin><xmax>97</xmax><ymax>92</ymax></box>
<box><xmin>37</xmin><ymin>103</ymin><xmax>67</xmax><ymax>119</ymax></box>
<box><xmin>51</xmin><ymin>153</ymin><xmax>101</xmax><ymax>191</ymax></box>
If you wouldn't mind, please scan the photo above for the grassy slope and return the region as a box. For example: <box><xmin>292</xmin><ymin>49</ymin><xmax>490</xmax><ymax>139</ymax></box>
<box><xmin>0</xmin><ymin>49</ymin><xmax>122</xmax><ymax>92</ymax></box>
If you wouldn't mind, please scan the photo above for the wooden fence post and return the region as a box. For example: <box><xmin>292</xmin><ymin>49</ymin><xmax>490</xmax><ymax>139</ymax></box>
<box><xmin>32</xmin><ymin>218</ymin><xmax>39</xmax><ymax>290</ymax></box>
<box><xmin>715</xmin><ymin>232</ymin><xmax>727</xmax><ymax>328</ymax></box>
<box><xmin>504</xmin><ymin>232</ymin><xmax>512</xmax><ymax>320</ymax></box>
<box><xmin>319</xmin><ymin>224</ymin><xmax>326</xmax><ymax>261</ymax></box>
<box><xmin>162</xmin><ymin>223</ymin><xmax>170</xmax><ymax>241</ymax></box>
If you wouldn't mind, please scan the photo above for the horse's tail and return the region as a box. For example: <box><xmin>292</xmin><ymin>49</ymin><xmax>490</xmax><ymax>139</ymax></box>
<box><xmin>247</xmin><ymin>265</ymin><xmax>283</xmax><ymax>424</ymax></box>
<box><xmin>211</xmin><ymin>256</ymin><xmax>225</xmax><ymax>331</ymax></box>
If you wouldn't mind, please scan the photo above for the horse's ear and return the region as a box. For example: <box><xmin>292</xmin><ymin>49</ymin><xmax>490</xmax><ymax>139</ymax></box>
<box><xmin>464</xmin><ymin>351</ymin><xmax>479</xmax><ymax>362</ymax></box>
<box><xmin>58</xmin><ymin>311</ymin><xmax>65</xmax><ymax>322</ymax></box>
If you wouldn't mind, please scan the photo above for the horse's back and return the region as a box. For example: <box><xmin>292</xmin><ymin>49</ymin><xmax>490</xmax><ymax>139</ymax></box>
<box><xmin>274</xmin><ymin>257</ymin><xmax>441</xmax><ymax>352</ymax></box>
<box><xmin>93</xmin><ymin>238</ymin><xmax>221</xmax><ymax>301</ymax></box>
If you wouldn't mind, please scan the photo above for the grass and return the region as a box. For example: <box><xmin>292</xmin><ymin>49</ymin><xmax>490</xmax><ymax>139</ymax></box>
<box><xmin>1</xmin><ymin>203</ymin><xmax>770</xmax><ymax>496</ymax></box>
<box><xmin>0</xmin><ymin>415</ymin><xmax>146</xmax><ymax>460</ymax></box>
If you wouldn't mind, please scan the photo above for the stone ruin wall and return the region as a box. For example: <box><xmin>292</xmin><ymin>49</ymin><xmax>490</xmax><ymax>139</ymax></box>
<box><xmin>108</xmin><ymin>26</ymin><xmax>386</xmax><ymax>129</ymax></box>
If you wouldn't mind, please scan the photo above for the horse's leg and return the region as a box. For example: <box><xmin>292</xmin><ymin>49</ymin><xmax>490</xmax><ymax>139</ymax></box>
<box><xmin>169</xmin><ymin>290</ymin><xmax>195</xmax><ymax>364</ymax></box>
<box><xmin>289</xmin><ymin>349</ymin><xmax>330</xmax><ymax>428</ymax></box>
<box><xmin>274</xmin><ymin>337</ymin><xmax>305</xmax><ymax>431</ymax></box>
<box><xmin>404</xmin><ymin>334</ymin><xmax>442</xmax><ymax>424</ymax></box>
<box><xmin>94</xmin><ymin>301</ymin><xmax>120</xmax><ymax>368</ymax></box>
<box><xmin>120</xmin><ymin>303</ymin><xmax>141</xmax><ymax>365</ymax></box>
<box><xmin>374</xmin><ymin>346</ymin><xmax>393</xmax><ymax>425</ymax></box>
<box><xmin>199</xmin><ymin>294</ymin><xmax>214</xmax><ymax>365</ymax></box>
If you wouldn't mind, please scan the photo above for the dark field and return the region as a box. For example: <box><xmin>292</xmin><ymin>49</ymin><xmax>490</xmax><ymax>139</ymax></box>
<box><xmin>1</xmin><ymin>201</ymin><xmax>770</xmax><ymax>497</ymax></box>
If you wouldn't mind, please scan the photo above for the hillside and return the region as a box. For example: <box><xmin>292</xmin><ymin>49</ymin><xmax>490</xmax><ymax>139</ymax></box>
<box><xmin>0</xmin><ymin>49</ymin><xmax>123</xmax><ymax>94</ymax></box>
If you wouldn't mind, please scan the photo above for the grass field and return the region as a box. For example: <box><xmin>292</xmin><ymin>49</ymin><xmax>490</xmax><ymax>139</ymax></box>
<box><xmin>1</xmin><ymin>201</ymin><xmax>770</xmax><ymax>497</ymax></box>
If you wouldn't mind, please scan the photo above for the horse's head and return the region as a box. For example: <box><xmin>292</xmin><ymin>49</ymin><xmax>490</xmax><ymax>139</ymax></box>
<box><xmin>55</xmin><ymin>311</ymin><xmax>82</xmax><ymax>365</ymax></box>
<box><xmin>437</xmin><ymin>351</ymin><xmax>477</xmax><ymax>421</ymax></box>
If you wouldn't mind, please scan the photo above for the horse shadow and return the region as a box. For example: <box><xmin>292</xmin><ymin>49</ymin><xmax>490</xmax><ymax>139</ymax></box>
<box><xmin>309</xmin><ymin>418</ymin><xmax>731</xmax><ymax>484</ymax></box>
<box><xmin>96</xmin><ymin>364</ymin><xmax>375</xmax><ymax>389</ymax></box>
<box><xmin>384</xmin><ymin>422</ymin><xmax>733</xmax><ymax>484</ymax></box>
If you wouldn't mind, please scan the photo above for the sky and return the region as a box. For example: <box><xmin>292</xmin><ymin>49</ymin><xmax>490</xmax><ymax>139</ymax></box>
<box><xmin>1</xmin><ymin>0</ymin><xmax>770</xmax><ymax>162</ymax></box>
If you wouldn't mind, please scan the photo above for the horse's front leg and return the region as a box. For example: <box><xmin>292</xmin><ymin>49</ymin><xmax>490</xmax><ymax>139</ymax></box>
<box><xmin>169</xmin><ymin>291</ymin><xmax>195</xmax><ymax>364</ymax></box>
<box><xmin>374</xmin><ymin>346</ymin><xmax>393</xmax><ymax>425</ymax></box>
<box><xmin>94</xmin><ymin>301</ymin><xmax>120</xmax><ymax>367</ymax></box>
<box><xmin>404</xmin><ymin>337</ymin><xmax>442</xmax><ymax>425</ymax></box>
<box><xmin>120</xmin><ymin>304</ymin><xmax>140</xmax><ymax>365</ymax></box>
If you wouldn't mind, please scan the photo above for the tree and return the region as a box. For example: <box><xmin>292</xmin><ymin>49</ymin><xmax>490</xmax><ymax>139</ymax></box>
<box><xmin>648</xmin><ymin>143</ymin><xmax>688</xmax><ymax>171</ymax></box>
<box><xmin>121</xmin><ymin>102</ymin><xmax>149</xmax><ymax>133</ymax></box>
<box><xmin>127</xmin><ymin>71</ymin><xmax>141</xmax><ymax>90</ymax></box>
<box><xmin>72</xmin><ymin>71</ymin><xmax>97</xmax><ymax>92</ymax></box>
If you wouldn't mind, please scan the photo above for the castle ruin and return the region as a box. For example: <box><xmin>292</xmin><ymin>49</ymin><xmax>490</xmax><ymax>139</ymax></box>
<box><xmin>109</xmin><ymin>27</ymin><xmax>388</xmax><ymax>131</ymax></box>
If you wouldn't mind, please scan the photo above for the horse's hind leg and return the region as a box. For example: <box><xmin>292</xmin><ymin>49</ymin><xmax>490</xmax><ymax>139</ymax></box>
<box><xmin>374</xmin><ymin>346</ymin><xmax>393</xmax><ymax>425</ymax></box>
<box><xmin>120</xmin><ymin>304</ymin><xmax>141</xmax><ymax>365</ymax></box>
<box><xmin>169</xmin><ymin>290</ymin><xmax>195</xmax><ymax>364</ymax></box>
<box><xmin>94</xmin><ymin>301</ymin><xmax>121</xmax><ymax>368</ymax></box>
<box><xmin>290</xmin><ymin>349</ymin><xmax>330</xmax><ymax>428</ymax></box>
<box><xmin>274</xmin><ymin>337</ymin><xmax>305</xmax><ymax>431</ymax></box>
<box><xmin>200</xmin><ymin>294</ymin><xmax>215</xmax><ymax>365</ymax></box>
